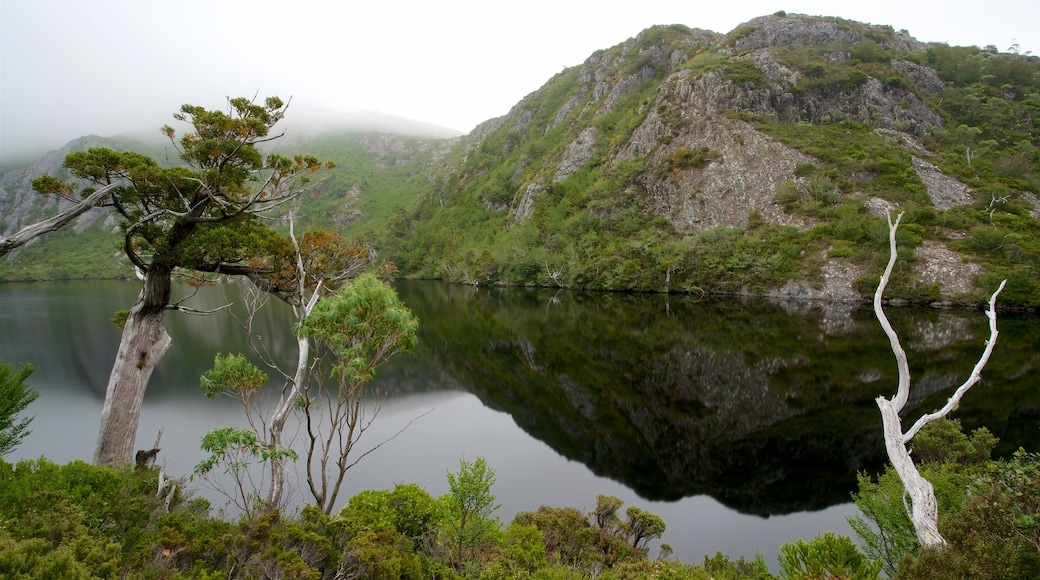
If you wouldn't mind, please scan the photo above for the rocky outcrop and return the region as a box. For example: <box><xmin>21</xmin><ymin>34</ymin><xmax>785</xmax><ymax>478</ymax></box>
<box><xmin>554</xmin><ymin>127</ymin><xmax>597</xmax><ymax>183</ymax></box>
<box><xmin>487</xmin><ymin>13</ymin><xmax>990</xmax><ymax>302</ymax></box>
<box><xmin>912</xmin><ymin>156</ymin><xmax>975</xmax><ymax>210</ymax></box>
<box><xmin>729</xmin><ymin>14</ymin><xmax>927</xmax><ymax>54</ymax></box>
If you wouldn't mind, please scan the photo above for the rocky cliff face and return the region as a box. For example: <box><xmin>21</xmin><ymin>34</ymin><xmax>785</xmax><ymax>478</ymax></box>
<box><xmin>420</xmin><ymin>13</ymin><xmax>1037</xmax><ymax>302</ymax></box>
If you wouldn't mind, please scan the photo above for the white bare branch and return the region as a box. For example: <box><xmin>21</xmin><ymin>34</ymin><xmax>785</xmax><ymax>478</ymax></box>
<box><xmin>872</xmin><ymin>209</ymin><xmax>1008</xmax><ymax>549</ymax></box>
<box><xmin>902</xmin><ymin>279</ymin><xmax>1006</xmax><ymax>443</ymax></box>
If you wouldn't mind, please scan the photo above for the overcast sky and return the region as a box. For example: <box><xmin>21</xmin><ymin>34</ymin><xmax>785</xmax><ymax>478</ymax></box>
<box><xmin>2</xmin><ymin>0</ymin><xmax>1038</xmax><ymax>161</ymax></box>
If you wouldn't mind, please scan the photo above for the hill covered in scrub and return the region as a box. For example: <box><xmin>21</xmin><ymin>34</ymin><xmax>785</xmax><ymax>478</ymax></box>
<box><xmin>380</xmin><ymin>13</ymin><xmax>1040</xmax><ymax>306</ymax></box>
<box><xmin>2</xmin><ymin>12</ymin><xmax>1039</xmax><ymax>306</ymax></box>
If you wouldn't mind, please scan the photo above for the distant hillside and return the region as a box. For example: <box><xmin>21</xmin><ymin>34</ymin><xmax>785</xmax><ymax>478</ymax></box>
<box><xmin>3</xmin><ymin>12</ymin><xmax>1039</xmax><ymax>306</ymax></box>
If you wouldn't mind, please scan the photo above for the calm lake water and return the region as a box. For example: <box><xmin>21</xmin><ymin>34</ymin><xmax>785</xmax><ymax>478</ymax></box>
<box><xmin>2</xmin><ymin>279</ymin><xmax>1038</xmax><ymax>565</ymax></box>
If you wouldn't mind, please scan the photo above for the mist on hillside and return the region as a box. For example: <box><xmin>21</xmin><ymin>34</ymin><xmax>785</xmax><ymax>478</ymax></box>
<box><xmin>0</xmin><ymin>106</ymin><xmax>463</xmax><ymax>169</ymax></box>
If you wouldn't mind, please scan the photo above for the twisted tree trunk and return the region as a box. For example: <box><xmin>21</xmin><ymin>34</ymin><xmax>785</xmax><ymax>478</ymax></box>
<box><xmin>94</xmin><ymin>266</ymin><xmax>173</xmax><ymax>467</ymax></box>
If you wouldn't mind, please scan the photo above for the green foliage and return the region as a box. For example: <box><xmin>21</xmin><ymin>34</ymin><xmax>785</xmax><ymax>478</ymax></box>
<box><xmin>848</xmin><ymin>462</ymin><xmax>974</xmax><ymax>576</ymax></box>
<box><xmin>299</xmin><ymin>273</ymin><xmax>419</xmax><ymax>387</ymax></box>
<box><xmin>849</xmin><ymin>419</ymin><xmax>1014</xmax><ymax>577</ymax></box>
<box><xmin>667</xmin><ymin>146</ymin><xmax>721</xmax><ymax>171</ymax></box>
<box><xmin>0</xmin><ymin>362</ymin><xmax>38</xmax><ymax>456</ymax></box>
<box><xmin>624</xmin><ymin>506</ymin><xmax>666</xmax><ymax>549</ymax></box>
<box><xmin>911</xmin><ymin>417</ymin><xmax>998</xmax><ymax>465</ymax></box>
<box><xmin>702</xmin><ymin>552</ymin><xmax>776</xmax><ymax>579</ymax></box>
<box><xmin>0</xmin><ymin>533</ymin><xmax>112</xmax><ymax>579</ymax></box>
<box><xmin>773</xmin><ymin>181</ymin><xmax>801</xmax><ymax>207</ymax></box>
<box><xmin>199</xmin><ymin>353</ymin><xmax>268</xmax><ymax>398</ymax></box>
<box><xmin>19</xmin><ymin>94</ymin><xmax>329</xmax><ymax>293</ymax></box>
<box><xmin>441</xmin><ymin>456</ymin><xmax>502</xmax><ymax>570</ymax></box>
<box><xmin>509</xmin><ymin>495</ymin><xmax>670</xmax><ymax>575</ymax></box>
<box><xmin>722</xmin><ymin>58</ymin><xmax>766</xmax><ymax>87</ymax></box>
<box><xmin>478</xmin><ymin>523</ymin><xmax>548</xmax><ymax>579</ymax></box>
<box><xmin>849</xmin><ymin>41</ymin><xmax>889</xmax><ymax>63</ymax></box>
<box><xmin>777</xmin><ymin>532</ymin><xmax>881</xmax><ymax>580</ymax></box>
<box><xmin>0</xmin><ymin>457</ymin><xmax>168</xmax><ymax>574</ymax></box>
<box><xmin>340</xmin><ymin>483</ymin><xmax>442</xmax><ymax>544</ymax></box>
<box><xmin>192</xmin><ymin>425</ymin><xmax>298</xmax><ymax>515</ymax></box>
<box><xmin>513</xmin><ymin>505</ymin><xmax>601</xmax><ymax>569</ymax></box>
<box><xmin>895</xmin><ymin>450</ymin><xmax>1040</xmax><ymax>579</ymax></box>
<box><xmin>726</xmin><ymin>25</ymin><xmax>756</xmax><ymax>47</ymax></box>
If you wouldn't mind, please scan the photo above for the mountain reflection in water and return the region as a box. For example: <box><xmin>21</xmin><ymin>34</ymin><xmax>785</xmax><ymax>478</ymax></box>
<box><xmin>385</xmin><ymin>281</ymin><xmax>1040</xmax><ymax>516</ymax></box>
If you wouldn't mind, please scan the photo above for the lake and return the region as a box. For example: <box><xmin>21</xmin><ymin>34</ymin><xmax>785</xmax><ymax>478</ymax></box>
<box><xmin>2</xmin><ymin>279</ymin><xmax>1038</xmax><ymax>566</ymax></box>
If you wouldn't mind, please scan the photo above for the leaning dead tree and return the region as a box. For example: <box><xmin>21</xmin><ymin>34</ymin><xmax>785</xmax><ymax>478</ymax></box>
<box><xmin>873</xmin><ymin>211</ymin><xmax>1006</xmax><ymax>548</ymax></box>
<box><xmin>0</xmin><ymin>183</ymin><xmax>117</xmax><ymax>257</ymax></box>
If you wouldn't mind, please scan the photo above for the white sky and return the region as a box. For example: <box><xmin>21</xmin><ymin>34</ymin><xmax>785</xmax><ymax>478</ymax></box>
<box><xmin>2</xmin><ymin>0</ymin><xmax>1038</xmax><ymax>160</ymax></box>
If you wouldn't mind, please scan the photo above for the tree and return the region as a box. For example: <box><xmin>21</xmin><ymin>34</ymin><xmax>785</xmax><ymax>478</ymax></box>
<box><xmin>195</xmin><ymin>220</ymin><xmax>376</xmax><ymax>512</ymax></box>
<box><xmin>296</xmin><ymin>273</ymin><xmax>419</xmax><ymax>514</ymax></box>
<box><xmin>872</xmin><ymin>211</ymin><xmax>1006</xmax><ymax>548</ymax></box>
<box><xmin>441</xmin><ymin>456</ymin><xmax>501</xmax><ymax>570</ymax></box>
<box><xmin>624</xmin><ymin>506</ymin><xmax>665</xmax><ymax>550</ymax></box>
<box><xmin>0</xmin><ymin>362</ymin><xmax>39</xmax><ymax>456</ymax></box>
<box><xmin>0</xmin><ymin>183</ymin><xmax>117</xmax><ymax>257</ymax></box>
<box><xmin>31</xmin><ymin>96</ymin><xmax>331</xmax><ymax>467</ymax></box>
<box><xmin>193</xmin><ymin>354</ymin><xmax>300</xmax><ymax>515</ymax></box>
<box><xmin>778</xmin><ymin>532</ymin><xmax>882</xmax><ymax>580</ymax></box>
<box><xmin>849</xmin><ymin>418</ymin><xmax>998</xmax><ymax>576</ymax></box>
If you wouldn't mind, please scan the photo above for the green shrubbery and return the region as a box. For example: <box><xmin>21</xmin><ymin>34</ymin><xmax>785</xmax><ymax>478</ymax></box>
<box><xmin>4</xmin><ymin>416</ymin><xmax>1038</xmax><ymax>578</ymax></box>
<box><xmin>849</xmin><ymin>418</ymin><xmax>1040</xmax><ymax>579</ymax></box>
<box><xmin>0</xmin><ymin>453</ymin><xmax>883</xmax><ymax>580</ymax></box>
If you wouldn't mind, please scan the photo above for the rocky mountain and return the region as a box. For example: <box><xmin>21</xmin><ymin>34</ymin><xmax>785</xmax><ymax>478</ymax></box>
<box><xmin>384</xmin><ymin>13</ymin><xmax>1040</xmax><ymax>307</ymax></box>
<box><xmin>3</xmin><ymin>13</ymin><xmax>1039</xmax><ymax>306</ymax></box>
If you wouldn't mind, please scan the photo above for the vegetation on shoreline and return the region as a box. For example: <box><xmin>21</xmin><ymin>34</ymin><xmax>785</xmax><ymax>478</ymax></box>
<box><xmin>1</xmin><ymin>418</ymin><xmax>1036</xmax><ymax>579</ymax></box>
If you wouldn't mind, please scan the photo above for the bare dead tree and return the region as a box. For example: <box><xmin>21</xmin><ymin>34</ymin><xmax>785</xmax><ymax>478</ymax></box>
<box><xmin>0</xmin><ymin>183</ymin><xmax>117</xmax><ymax>257</ymax></box>
<box><xmin>873</xmin><ymin>211</ymin><xmax>1006</xmax><ymax>548</ymax></box>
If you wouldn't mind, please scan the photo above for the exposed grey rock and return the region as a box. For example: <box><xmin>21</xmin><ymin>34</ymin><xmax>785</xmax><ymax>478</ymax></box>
<box><xmin>729</xmin><ymin>13</ymin><xmax>927</xmax><ymax>54</ymax></box>
<box><xmin>865</xmin><ymin>197</ymin><xmax>897</xmax><ymax>218</ymax></box>
<box><xmin>554</xmin><ymin>127</ymin><xmax>597</xmax><ymax>183</ymax></box>
<box><xmin>510</xmin><ymin>183</ymin><xmax>543</xmax><ymax>225</ymax></box>
<box><xmin>915</xmin><ymin>241</ymin><xmax>982</xmax><ymax>296</ymax></box>
<box><xmin>890</xmin><ymin>60</ymin><xmax>945</xmax><ymax>95</ymax></box>
<box><xmin>1021</xmin><ymin>192</ymin><xmax>1040</xmax><ymax>220</ymax></box>
<box><xmin>623</xmin><ymin>95</ymin><xmax>814</xmax><ymax>232</ymax></box>
<box><xmin>912</xmin><ymin>156</ymin><xmax>975</xmax><ymax>210</ymax></box>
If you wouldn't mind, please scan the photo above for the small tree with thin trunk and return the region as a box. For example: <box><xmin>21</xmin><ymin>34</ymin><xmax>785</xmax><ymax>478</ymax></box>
<box><xmin>194</xmin><ymin>219</ymin><xmax>376</xmax><ymax>512</ymax></box>
<box><xmin>296</xmin><ymin>273</ymin><xmax>418</xmax><ymax>514</ymax></box>
<box><xmin>872</xmin><ymin>211</ymin><xmax>1006</xmax><ymax>548</ymax></box>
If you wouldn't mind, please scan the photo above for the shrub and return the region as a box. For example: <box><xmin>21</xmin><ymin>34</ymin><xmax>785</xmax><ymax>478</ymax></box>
<box><xmin>702</xmin><ymin>551</ymin><xmax>775</xmax><ymax>579</ymax></box>
<box><xmin>778</xmin><ymin>532</ymin><xmax>881</xmax><ymax>580</ymax></box>
<box><xmin>0</xmin><ymin>362</ymin><xmax>38</xmax><ymax>456</ymax></box>
<box><xmin>896</xmin><ymin>451</ymin><xmax>1040</xmax><ymax>579</ymax></box>
<box><xmin>773</xmin><ymin>181</ymin><xmax>801</xmax><ymax>206</ymax></box>
<box><xmin>848</xmin><ymin>462</ymin><xmax>973</xmax><ymax>576</ymax></box>
<box><xmin>911</xmin><ymin>418</ymin><xmax>998</xmax><ymax>465</ymax></box>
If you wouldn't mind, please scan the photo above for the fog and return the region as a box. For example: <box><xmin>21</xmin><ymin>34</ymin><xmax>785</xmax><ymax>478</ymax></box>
<box><xmin>2</xmin><ymin>0</ymin><xmax>1037</xmax><ymax>162</ymax></box>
